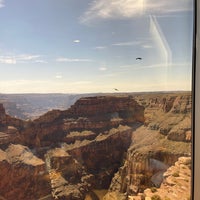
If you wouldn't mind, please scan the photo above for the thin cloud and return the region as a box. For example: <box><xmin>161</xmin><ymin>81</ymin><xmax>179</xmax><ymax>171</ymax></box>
<box><xmin>17</xmin><ymin>54</ymin><xmax>41</xmax><ymax>61</ymax></box>
<box><xmin>55</xmin><ymin>75</ymin><xmax>62</xmax><ymax>79</ymax></box>
<box><xmin>142</xmin><ymin>44</ymin><xmax>153</xmax><ymax>49</ymax></box>
<box><xmin>80</xmin><ymin>0</ymin><xmax>192</xmax><ymax>23</ymax></box>
<box><xmin>0</xmin><ymin>54</ymin><xmax>43</xmax><ymax>64</ymax></box>
<box><xmin>0</xmin><ymin>0</ymin><xmax>5</xmax><ymax>8</ymax></box>
<box><xmin>94</xmin><ymin>46</ymin><xmax>107</xmax><ymax>50</ymax></box>
<box><xmin>56</xmin><ymin>57</ymin><xmax>93</xmax><ymax>62</ymax></box>
<box><xmin>99</xmin><ymin>67</ymin><xmax>107</xmax><ymax>71</ymax></box>
<box><xmin>119</xmin><ymin>62</ymin><xmax>191</xmax><ymax>71</ymax></box>
<box><xmin>35</xmin><ymin>60</ymin><xmax>48</xmax><ymax>64</ymax></box>
<box><xmin>0</xmin><ymin>57</ymin><xmax>16</xmax><ymax>64</ymax></box>
<box><xmin>112</xmin><ymin>41</ymin><xmax>142</xmax><ymax>46</ymax></box>
<box><xmin>55</xmin><ymin>73</ymin><xmax>62</xmax><ymax>79</ymax></box>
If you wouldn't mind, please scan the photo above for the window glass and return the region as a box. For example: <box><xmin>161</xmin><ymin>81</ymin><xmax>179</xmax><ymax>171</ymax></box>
<box><xmin>0</xmin><ymin>1</ymin><xmax>193</xmax><ymax>200</ymax></box>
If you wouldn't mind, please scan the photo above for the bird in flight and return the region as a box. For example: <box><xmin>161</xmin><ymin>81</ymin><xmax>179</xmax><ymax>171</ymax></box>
<box><xmin>136</xmin><ymin>57</ymin><xmax>142</xmax><ymax>60</ymax></box>
<box><xmin>114</xmin><ymin>88</ymin><xmax>119</xmax><ymax>91</ymax></box>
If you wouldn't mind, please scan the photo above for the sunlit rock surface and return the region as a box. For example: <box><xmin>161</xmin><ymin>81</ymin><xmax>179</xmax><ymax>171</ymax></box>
<box><xmin>0</xmin><ymin>144</ymin><xmax>51</xmax><ymax>200</ymax></box>
<box><xmin>0</xmin><ymin>93</ymin><xmax>192</xmax><ymax>199</ymax></box>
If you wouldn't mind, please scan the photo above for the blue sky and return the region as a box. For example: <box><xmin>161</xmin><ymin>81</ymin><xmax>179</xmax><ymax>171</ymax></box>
<box><xmin>0</xmin><ymin>0</ymin><xmax>193</xmax><ymax>93</ymax></box>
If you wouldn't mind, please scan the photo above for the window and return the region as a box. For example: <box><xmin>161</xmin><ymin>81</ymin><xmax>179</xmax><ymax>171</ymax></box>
<box><xmin>0</xmin><ymin>1</ymin><xmax>195</xmax><ymax>200</ymax></box>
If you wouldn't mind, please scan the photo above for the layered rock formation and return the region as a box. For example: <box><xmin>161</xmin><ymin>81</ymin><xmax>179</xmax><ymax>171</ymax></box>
<box><xmin>105</xmin><ymin>126</ymin><xmax>191</xmax><ymax>198</ymax></box>
<box><xmin>0</xmin><ymin>96</ymin><xmax>144</xmax><ymax>199</ymax></box>
<box><xmin>21</xmin><ymin>96</ymin><xmax>144</xmax><ymax>147</ymax></box>
<box><xmin>0</xmin><ymin>93</ymin><xmax>192</xmax><ymax>200</ymax></box>
<box><xmin>0</xmin><ymin>144</ymin><xmax>51</xmax><ymax>200</ymax></box>
<box><xmin>0</xmin><ymin>103</ymin><xmax>24</xmax><ymax>146</ymax></box>
<box><xmin>104</xmin><ymin>93</ymin><xmax>192</xmax><ymax>199</ymax></box>
<box><xmin>136</xmin><ymin>93</ymin><xmax>192</xmax><ymax>142</ymax></box>
<box><xmin>43</xmin><ymin>125</ymin><xmax>134</xmax><ymax>200</ymax></box>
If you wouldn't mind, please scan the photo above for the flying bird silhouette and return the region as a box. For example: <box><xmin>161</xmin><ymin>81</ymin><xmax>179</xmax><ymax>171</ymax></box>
<box><xmin>114</xmin><ymin>88</ymin><xmax>119</xmax><ymax>91</ymax></box>
<box><xmin>136</xmin><ymin>57</ymin><xmax>142</xmax><ymax>60</ymax></box>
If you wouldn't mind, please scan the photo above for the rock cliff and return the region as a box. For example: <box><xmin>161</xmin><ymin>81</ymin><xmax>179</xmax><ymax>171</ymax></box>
<box><xmin>21</xmin><ymin>96</ymin><xmax>144</xmax><ymax>147</ymax></box>
<box><xmin>0</xmin><ymin>144</ymin><xmax>51</xmax><ymax>200</ymax></box>
<box><xmin>104</xmin><ymin>93</ymin><xmax>192</xmax><ymax>200</ymax></box>
<box><xmin>143</xmin><ymin>156</ymin><xmax>191</xmax><ymax>200</ymax></box>
<box><xmin>0</xmin><ymin>93</ymin><xmax>192</xmax><ymax>200</ymax></box>
<box><xmin>0</xmin><ymin>96</ymin><xmax>144</xmax><ymax>199</ymax></box>
<box><xmin>136</xmin><ymin>93</ymin><xmax>192</xmax><ymax>142</ymax></box>
<box><xmin>0</xmin><ymin>103</ymin><xmax>25</xmax><ymax>146</ymax></box>
<box><xmin>106</xmin><ymin>126</ymin><xmax>191</xmax><ymax>198</ymax></box>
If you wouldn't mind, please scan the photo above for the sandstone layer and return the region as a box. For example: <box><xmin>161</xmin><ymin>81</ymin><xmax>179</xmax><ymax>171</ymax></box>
<box><xmin>0</xmin><ymin>93</ymin><xmax>192</xmax><ymax>200</ymax></box>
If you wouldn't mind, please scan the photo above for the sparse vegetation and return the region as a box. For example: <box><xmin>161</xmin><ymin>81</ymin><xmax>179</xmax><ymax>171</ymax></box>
<box><xmin>151</xmin><ymin>194</ymin><xmax>162</xmax><ymax>200</ymax></box>
<box><xmin>172</xmin><ymin>172</ymin><xmax>179</xmax><ymax>177</ymax></box>
<box><xmin>150</xmin><ymin>187</ymin><xmax>157</xmax><ymax>193</ymax></box>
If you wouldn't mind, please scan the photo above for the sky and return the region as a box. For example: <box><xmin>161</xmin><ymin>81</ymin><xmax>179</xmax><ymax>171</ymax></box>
<box><xmin>0</xmin><ymin>0</ymin><xmax>194</xmax><ymax>93</ymax></box>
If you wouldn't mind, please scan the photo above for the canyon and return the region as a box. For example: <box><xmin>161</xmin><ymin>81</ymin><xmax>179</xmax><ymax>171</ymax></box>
<box><xmin>0</xmin><ymin>92</ymin><xmax>192</xmax><ymax>200</ymax></box>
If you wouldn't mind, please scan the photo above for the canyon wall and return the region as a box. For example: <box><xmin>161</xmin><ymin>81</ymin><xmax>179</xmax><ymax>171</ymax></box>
<box><xmin>0</xmin><ymin>93</ymin><xmax>192</xmax><ymax>200</ymax></box>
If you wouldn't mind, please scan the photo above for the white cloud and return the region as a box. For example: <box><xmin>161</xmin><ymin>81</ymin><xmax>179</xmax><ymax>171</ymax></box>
<box><xmin>0</xmin><ymin>54</ymin><xmax>43</xmax><ymax>64</ymax></box>
<box><xmin>73</xmin><ymin>40</ymin><xmax>80</xmax><ymax>43</ymax></box>
<box><xmin>95</xmin><ymin>46</ymin><xmax>107</xmax><ymax>50</ymax></box>
<box><xmin>55</xmin><ymin>74</ymin><xmax>62</xmax><ymax>79</ymax></box>
<box><xmin>35</xmin><ymin>60</ymin><xmax>48</xmax><ymax>64</ymax></box>
<box><xmin>142</xmin><ymin>44</ymin><xmax>153</xmax><ymax>49</ymax></box>
<box><xmin>80</xmin><ymin>0</ymin><xmax>193</xmax><ymax>23</ymax></box>
<box><xmin>99</xmin><ymin>67</ymin><xmax>107</xmax><ymax>71</ymax></box>
<box><xmin>112</xmin><ymin>41</ymin><xmax>142</xmax><ymax>46</ymax></box>
<box><xmin>0</xmin><ymin>0</ymin><xmax>5</xmax><ymax>8</ymax></box>
<box><xmin>119</xmin><ymin>62</ymin><xmax>191</xmax><ymax>71</ymax></box>
<box><xmin>56</xmin><ymin>57</ymin><xmax>93</xmax><ymax>62</ymax></box>
<box><xmin>0</xmin><ymin>57</ymin><xmax>16</xmax><ymax>64</ymax></box>
<box><xmin>17</xmin><ymin>54</ymin><xmax>41</xmax><ymax>61</ymax></box>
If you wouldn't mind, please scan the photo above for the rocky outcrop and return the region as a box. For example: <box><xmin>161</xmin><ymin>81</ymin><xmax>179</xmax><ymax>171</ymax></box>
<box><xmin>0</xmin><ymin>144</ymin><xmax>51</xmax><ymax>200</ymax></box>
<box><xmin>43</xmin><ymin>125</ymin><xmax>135</xmax><ymax>199</ymax></box>
<box><xmin>106</xmin><ymin>126</ymin><xmax>191</xmax><ymax>197</ymax></box>
<box><xmin>67</xmin><ymin>125</ymin><xmax>134</xmax><ymax>188</ymax></box>
<box><xmin>143</xmin><ymin>157</ymin><xmax>191</xmax><ymax>200</ymax></box>
<box><xmin>67</xmin><ymin>96</ymin><xmax>144</xmax><ymax>123</ymax></box>
<box><xmin>138</xmin><ymin>93</ymin><xmax>192</xmax><ymax>142</ymax></box>
<box><xmin>0</xmin><ymin>104</ymin><xmax>24</xmax><ymax>146</ymax></box>
<box><xmin>21</xmin><ymin>96</ymin><xmax>144</xmax><ymax>147</ymax></box>
<box><xmin>0</xmin><ymin>93</ymin><xmax>192</xmax><ymax>200</ymax></box>
<box><xmin>0</xmin><ymin>103</ymin><xmax>6</xmax><ymax>128</ymax></box>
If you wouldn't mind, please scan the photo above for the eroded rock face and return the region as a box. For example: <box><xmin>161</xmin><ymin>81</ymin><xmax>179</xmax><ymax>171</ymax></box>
<box><xmin>0</xmin><ymin>96</ymin><xmax>145</xmax><ymax>199</ymax></box>
<box><xmin>0</xmin><ymin>144</ymin><xmax>51</xmax><ymax>200</ymax></box>
<box><xmin>0</xmin><ymin>104</ymin><xmax>6</xmax><ymax>127</ymax></box>
<box><xmin>0</xmin><ymin>103</ymin><xmax>24</xmax><ymax>146</ymax></box>
<box><xmin>43</xmin><ymin>125</ymin><xmax>135</xmax><ymax>199</ymax></box>
<box><xmin>138</xmin><ymin>94</ymin><xmax>192</xmax><ymax>142</ymax></box>
<box><xmin>0</xmin><ymin>93</ymin><xmax>192</xmax><ymax>200</ymax></box>
<box><xmin>107</xmin><ymin>126</ymin><xmax>191</xmax><ymax>197</ymax></box>
<box><xmin>143</xmin><ymin>157</ymin><xmax>191</xmax><ymax>200</ymax></box>
<box><xmin>21</xmin><ymin>96</ymin><xmax>144</xmax><ymax>147</ymax></box>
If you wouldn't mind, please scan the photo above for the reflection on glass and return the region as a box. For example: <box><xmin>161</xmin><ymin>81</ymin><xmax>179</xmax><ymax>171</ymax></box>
<box><xmin>0</xmin><ymin>0</ymin><xmax>193</xmax><ymax>200</ymax></box>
